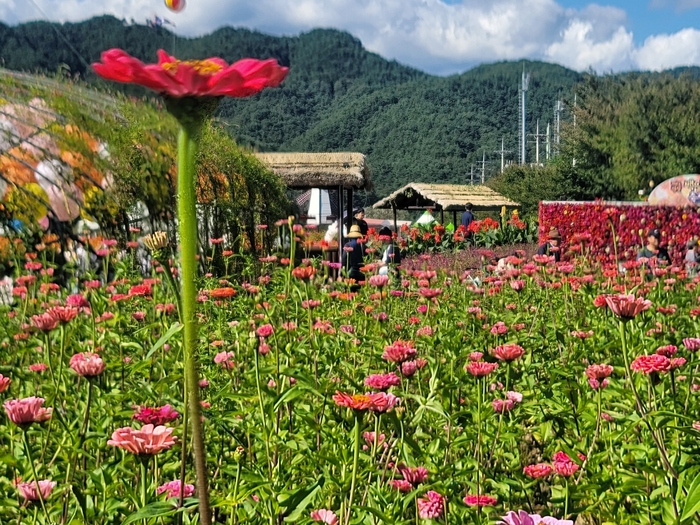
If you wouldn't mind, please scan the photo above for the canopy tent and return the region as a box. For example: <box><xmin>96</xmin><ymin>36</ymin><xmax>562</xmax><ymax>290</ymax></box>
<box><xmin>255</xmin><ymin>152</ymin><xmax>372</xmax><ymax>254</ymax></box>
<box><xmin>373</xmin><ymin>182</ymin><xmax>520</xmax><ymax>228</ymax></box>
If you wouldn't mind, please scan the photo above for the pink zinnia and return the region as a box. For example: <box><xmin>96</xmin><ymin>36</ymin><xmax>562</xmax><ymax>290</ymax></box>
<box><xmin>684</xmin><ymin>338</ymin><xmax>700</xmax><ymax>351</ymax></box>
<box><xmin>417</xmin><ymin>491</ymin><xmax>445</xmax><ymax>519</ymax></box>
<box><xmin>603</xmin><ymin>294</ymin><xmax>651</xmax><ymax>320</ymax></box>
<box><xmin>29</xmin><ymin>363</ymin><xmax>48</xmax><ymax>373</ymax></box>
<box><xmin>466</xmin><ymin>361</ymin><xmax>499</xmax><ymax>377</ymax></box>
<box><xmin>310</xmin><ymin>509</ymin><xmax>339</xmax><ymax>525</ymax></box>
<box><xmin>16</xmin><ymin>480</ymin><xmax>56</xmax><ymax>502</ymax></box>
<box><xmin>500</xmin><ymin>510</ymin><xmax>573</xmax><ymax>525</ymax></box>
<box><xmin>46</xmin><ymin>305</ymin><xmax>79</xmax><ymax>323</ymax></box>
<box><xmin>490</xmin><ymin>321</ymin><xmax>508</xmax><ymax>335</ymax></box>
<box><xmin>133</xmin><ymin>404</ymin><xmax>180</xmax><ymax>426</ymax></box>
<box><xmin>157</xmin><ymin>479</ymin><xmax>195</xmax><ymax>498</ymax></box>
<box><xmin>463</xmin><ymin>494</ymin><xmax>498</xmax><ymax>507</ymax></box>
<box><xmin>214</xmin><ymin>351</ymin><xmax>235</xmax><ymax>369</ymax></box>
<box><xmin>0</xmin><ymin>374</ymin><xmax>11</xmax><ymax>393</ymax></box>
<box><xmin>552</xmin><ymin>451</ymin><xmax>580</xmax><ymax>477</ymax></box>
<box><xmin>493</xmin><ymin>398</ymin><xmax>515</xmax><ymax>413</ymax></box>
<box><xmin>31</xmin><ymin>313</ymin><xmax>59</xmax><ymax>332</ymax></box>
<box><xmin>107</xmin><ymin>424</ymin><xmax>177</xmax><ymax>455</ymax></box>
<box><xmin>3</xmin><ymin>397</ymin><xmax>52</xmax><ymax>426</ymax></box>
<box><xmin>523</xmin><ymin>463</ymin><xmax>553</xmax><ymax>479</ymax></box>
<box><xmin>630</xmin><ymin>354</ymin><xmax>671</xmax><ymax>374</ymax></box>
<box><xmin>419</xmin><ymin>288</ymin><xmax>442</xmax><ymax>298</ymax></box>
<box><xmin>391</xmin><ymin>479</ymin><xmax>414</xmax><ymax>492</ymax></box>
<box><xmin>69</xmin><ymin>352</ymin><xmax>105</xmax><ymax>377</ymax></box>
<box><xmin>66</xmin><ymin>294</ymin><xmax>90</xmax><ymax>308</ymax></box>
<box><xmin>364</xmin><ymin>373</ymin><xmax>401</xmax><ymax>391</ymax></box>
<box><xmin>585</xmin><ymin>364</ymin><xmax>613</xmax><ymax>380</ymax></box>
<box><xmin>492</xmin><ymin>344</ymin><xmax>524</xmax><ymax>362</ymax></box>
<box><xmin>382</xmin><ymin>340</ymin><xmax>417</xmax><ymax>363</ymax></box>
<box><xmin>656</xmin><ymin>345</ymin><xmax>678</xmax><ymax>357</ymax></box>
<box><xmin>369</xmin><ymin>274</ymin><xmax>390</xmax><ymax>288</ymax></box>
<box><xmin>510</xmin><ymin>280</ymin><xmax>525</xmax><ymax>292</ymax></box>
<box><xmin>256</xmin><ymin>324</ymin><xmax>274</xmax><ymax>338</ymax></box>
<box><xmin>399</xmin><ymin>465</ymin><xmax>429</xmax><ymax>485</ymax></box>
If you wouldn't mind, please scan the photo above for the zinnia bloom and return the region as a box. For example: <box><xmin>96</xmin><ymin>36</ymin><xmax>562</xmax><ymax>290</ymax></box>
<box><xmin>133</xmin><ymin>404</ymin><xmax>180</xmax><ymax>426</ymax></box>
<box><xmin>585</xmin><ymin>364</ymin><xmax>613</xmax><ymax>380</ymax></box>
<box><xmin>492</xmin><ymin>344</ymin><xmax>524</xmax><ymax>362</ymax></box>
<box><xmin>332</xmin><ymin>391</ymin><xmax>400</xmax><ymax>412</ymax></box>
<box><xmin>31</xmin><ymin>313</ymin><xmax>59</xmax><ymax>332</ymax></box>
<box><xmin>93</xmin><ymin>49</ymin><xmax>288</xmax><ymax>98</ymax></box>
<box><xmin>463</xmin><ymin>494</ymin><xmax>498</xmax><ymax>507</ymax></box>
<box><xmin>214</xmin><ymin>351</ymin><xmax>235</xmax><ymax>369</ymax></box>
<box><xmin>46</xmin><ymin>305</ymin><xmax>79</xmax><ymax>323</ymax></box>
<box><xmin>107</xmin><ymin>424</ymin><xmax>177</xmax><ymax>455</ymax></box>
<box><xmin>399</xmin><ymin>465</ymin><xmax>429</xmax><ymax>485</ymax></box>
<box><xmin>256</xmin><ymin>324</ymin><xmax>274</xmax><ymax>338</ymax></box>
<box><xmin>417</xmin><ymin>491</ymin><xmax>445</xmax><ymax>519</ymax></box>
<box><xmin>466</xmin><ymin>361</ymin><xmax>499</xmax><ymax>377</ymax></box>
<box><xmin>310</xmin><ymin>509</ymin><xmax>339</xmax><ymax>525</ymax></box>
<box><xmin>603</xmin><ymin>294</ymin><xmax>651</xmax><ymax>320</ymax></box>
<box><xmin>3</xmin><ymin>397</ymin><xmax>52</xmax><ymax>426</ymax></box>
<box><xmin>630</xmin><ymin>354</ymin><xmax>671</xmax><ymax>374</ymax></box>
<box><xmin>391</xmin><ymin>479</ymin><xmax>414</xmax><ymax>492</ymax></box>
<box><xmin>210</xmin><ymin>287</ymin><xmax>236</xmax><ymax>299</ymax></box>
<box><xmin>291</xmin><ymin>266</ymin><xmax>316</xmax><ymax>281</ymax></box>
<box><xmin>364</xmin><ymin>373</ymin><xmax>401</xmax><ymax>391</ymax></box>
<box><xmin>157</xmin><ymin>479</ymin><xmax>195</xmax><ymax>498</ymax></box>
<box><xmin>382</xmin><ymin>340</ymin><xmax>418</xmax><ymax>363</ymax></box>
<box><xmin>523</xmin><ymin>463</ymin><xmax>553</xmax><ymax>479</ymax></box>
<box><xmin>369</xmin><ymin>274</ymin><xmax>390</xmax><ymax>288</ymax></box>
<box><xmin>683</xmin><ymin>338</ymin><xmax>700</xmax><ymax>351</ymax></box>
<box><xmin>69</xmin><ymin>352</ymin><xmax>105</xmax><ymax>377</ymax></box>
<box><xmin>552</xmin><ymin>451</ymin><xmax>580</xmax><ymax>477</ymax></box>
<box><xmin>16</xmin><ymin>480</ymin><xmax>56</xmax><ymax>502</ymax></box>
<box><xmin>0</xmin><ymin>374</ymin><xmax>11</xmax><ymax>393</ymax></box>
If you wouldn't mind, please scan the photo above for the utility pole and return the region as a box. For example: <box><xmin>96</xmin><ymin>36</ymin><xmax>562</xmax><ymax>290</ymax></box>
<box><xmin>520</xmin><ymin>67</ymin><xmax>530</xmax><ymax>165</ymax></box>
<box><xmin>479</xmin><ymin>151</ymin><xmax>486</xmax><ymax>184</ymax></box>
<box><xmin>545</xmin><ymin>122</ymin><xmax>551</xmax><ymax>160</ymax></box>
<box><xmin>494</xmin><ymin>137</ymin><xmax>512</xmax><ymax>173</ymax></box>
<box><xmin>470</xmin><ymin>164</ymin><xmax>474</xmax><ymax>185</ymax></box>
<box><xmin>554</xmin><ymin>100</ymin><xmax>564</xmax><ymax>156</ymax></box>
<box><xmin>528</xmin><ymin>120</ymin><xmax>546</xmax><ymax>164</ymax></box>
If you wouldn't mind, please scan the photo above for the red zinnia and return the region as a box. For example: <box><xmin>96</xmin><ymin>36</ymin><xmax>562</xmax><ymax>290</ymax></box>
<box><xmin>630</xmin><ymin>354</ymin><xmax>671</xmax><ymax>374</ymax></box>
<box><xmin>463</xmin><ymin>494</ymin><xmax>498</xmax><ymax>507</ymax></box>
<box><xmin>210</xmin><ymin>287</ymin><xmax>236</xmax><ymax>299</ymax></box>
<box><xmin>382</xmin><ymin>340</ymin><xmax>417</xmax><ymax>363</ymax></box>
<box><xmin>465</xmin><ymin>361</ymin><xmax>499</xmax><ymax>377</ymax></box>
<box><xmin>492</xmin><ymin>344</ymin><xmax>524</xmax><ymax>362</ymax></box>
<box><xmin>292</xmin><ymin>266</ymin><xmax>317</xmax><ymax>281</ymax></box>
<box><xmin>523</xmin><ymin>463</ymin><xmax>553</xmax><ymax>479</ymax></box>
<box><xmin>93</xmin><ymin>49</ymin><xmax>288</xmax><ymax>98</ymax></box>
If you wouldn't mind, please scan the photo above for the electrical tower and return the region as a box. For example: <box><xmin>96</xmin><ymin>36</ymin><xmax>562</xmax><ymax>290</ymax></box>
<box><xmin>553</xmin><ymin>100</ymin><xmax>564</xmax><ymax>156</ymax></box>
<box><xmin>520</xmin><ymin>69</ymin><xmax>530</xmax><ymax>164</ymax></box>
<box><xmin>528</xmin><ymin>120</ymin><xmax>546</xmax><ymax>165</ymax></box>
<box><xmin>494</xmin><ymin>137</ymin><xmax>512</xmax><ymax>173</ymax></box>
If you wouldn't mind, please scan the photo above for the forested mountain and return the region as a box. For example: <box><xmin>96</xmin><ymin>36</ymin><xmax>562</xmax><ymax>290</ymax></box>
<box><xmin>2</xmin><ymin>16</ymin><xmax>698</xmax><ymax>206</ymax></box>
<box><xmin>0</xmin><ymin>16</ymin><xmax>585</xmax><ymax>202</ymax></box>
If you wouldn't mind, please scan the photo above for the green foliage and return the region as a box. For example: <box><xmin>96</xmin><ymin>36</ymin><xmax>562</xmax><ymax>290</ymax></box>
<box><xmin>487</xmin><ymin>162</ymin><xmax>571</xmax><ymax>216</ymax></box>
<box><xmin>560</xmin><ymin>73</ymin><xmax>700</xmax><ymax>200</ymax></box>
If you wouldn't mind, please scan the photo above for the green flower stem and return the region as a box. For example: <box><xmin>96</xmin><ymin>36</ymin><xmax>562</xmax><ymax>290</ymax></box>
<box><xmin>22</xmin><ymin>431</ymin><xmax>51</xmax><ymax>525</ymax></box>
<box><xmin>346</xmin><ymin>413</ymin><xmax>361</xmax><ymax>525</ymax></box>
<box><xmin>177</xmin><ymin>124</ymin><xmax>211</xmax><ymax>525</ymax></box>
<box><xmin>140</xmin><ymin>459</ymin><xmax>148</xmax><ymax>511</ymax></box>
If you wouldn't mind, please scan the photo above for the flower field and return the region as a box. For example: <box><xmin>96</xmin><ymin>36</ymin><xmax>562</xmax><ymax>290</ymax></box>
<box><xmin>3</xmin><ymin>235</ymin><xmax>700</xmax><ymax>525</ymax></box>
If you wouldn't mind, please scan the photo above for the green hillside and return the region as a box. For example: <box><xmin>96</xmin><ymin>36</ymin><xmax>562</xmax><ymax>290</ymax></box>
<box><xmin>0</xmin><ymin>16</ymin><xmax>582</xmax><ymax>202</ymax></box>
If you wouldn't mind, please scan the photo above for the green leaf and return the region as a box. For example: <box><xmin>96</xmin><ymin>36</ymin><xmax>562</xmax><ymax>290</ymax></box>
<box><xmin>280</xmin><ymin>477</ymin><xmax>325</xmax><ymax>522</ymax></box>
<box><xmin>681</xmin><ymin>471</ymin><xmax>700</xmax><ymax>522</ymax></box>
<box><xmin>146</xmin><ymin>322</ymin><xmax>182</xmax><ymax>359</ymax></box>
<box><xmin>122</xmin><ymin>502</ymin><xmax>178</xmax><ymax>524</ymax></box>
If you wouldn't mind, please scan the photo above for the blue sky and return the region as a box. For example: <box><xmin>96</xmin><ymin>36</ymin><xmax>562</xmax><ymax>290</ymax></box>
<box><xmin>1</xmin><ymin>0</ymin><xmax>699</xmax><ymax>75</ymax></box>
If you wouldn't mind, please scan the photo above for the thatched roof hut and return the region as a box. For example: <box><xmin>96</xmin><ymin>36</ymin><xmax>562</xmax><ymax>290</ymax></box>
<box><xmin>254</xmin><ymin>152</ymin><xmax>371</xmax><ymax>190</ymax></box>
<box><xmin>373</xmin><ymin>183</ymin><xmax>519</xmax><ymax>212</ymax></box>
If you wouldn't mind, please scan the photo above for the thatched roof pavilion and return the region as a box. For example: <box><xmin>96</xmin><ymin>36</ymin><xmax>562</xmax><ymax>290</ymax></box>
<box><xmin>373</xmin><ymin>183</ymin><xmax>520</xmax><ymax>227</ymax></box>
<box><xmin>254</xmin><ymin>152</ymin><xmax>371</xmax><ymax>190</ymax></box>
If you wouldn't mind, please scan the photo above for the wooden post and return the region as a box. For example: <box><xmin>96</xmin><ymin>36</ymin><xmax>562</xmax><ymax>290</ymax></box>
<box><xmin>338</xmin><ymin>185</ymin><xmax>344</xmax><ymax>266</ymax></box>
<box><xmin>452</xmin><ymin>210</ymin><xmax>457</xmax><ymax>228</ymax></box>
<box><xmin>392</xmin><ymin>203</ymin><xmax>398</xmax><ymax>234</ymax></box>
<box><xmin>440</xmin><ymin>207</ymin><xmax>444</xmax><ymax>225</ymax></box>
<box><xmin>347</xmin><ymin>188</ymin><xmax>354</xmax><ymax>231</ymax></box>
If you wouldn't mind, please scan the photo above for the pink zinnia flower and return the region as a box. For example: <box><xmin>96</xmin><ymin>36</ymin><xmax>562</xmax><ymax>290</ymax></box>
<box><xmin>492</xmin><ymin>398</ymin><xmax>515</xmax><ymax>413</ymax></box>
<box><xmin>214</xmin><ymin>351</ymin><xmax>235</xmax><ymax>369</ymax></box>
<box><xmin>466</xmin><ymin>361</ymin><xmax>499</xmax><ymax>377</ymax></box>
<box><xmin>585</xmin><ymin>364</ymin><xmax>613</xmax><ymax>380</ymax></box>
<box><xmin>107</xmin><ymin>424</ymin><xmax>176</xmax><ymax>455</ymax></box>
<box><xmin>364</xmin><ymin>373</ymin><xmax>401</xmax><ymax>391</ymax></box>
<box><xmin>417</xmin><ymin>491</ymin><xmax>445</xmax><ymax>519</ymax></box>
<box><xmin>509</xmin><ymin>280</ymin><xmax>525</xmax><ymax>292</ymax></box>
<box><xmin>133</xmin><ymin>404</ymin><xmax>180</xmax><ymax>426</ymax></box>
<box><xmin>157</xmin><ymin>479</ymin><xmax>195</xmax><ymax>498</ymax></box>
<box><xmin>69</xmin><ymin>352</ymin><xmax>105</xmax><ymax>377</ymax></box>
<box><xmin>603</xmin><ymin>294</ymin><xmax>651</xmax><ymax>320</ymax></box>
<box><xmin>684</xmin><ymin>338</ymin><xmax>700</xmax><ymax>351</ymax></box>
<box><xmin>463</xmin><ymin>494</ymin><xmax>498</xmax><ymax>507</ymax></box>
<box><xmin>630</xmin><ymin>354</ymin><xmax>671</xmax><ymax>374</ymax></box>
<box><xmin>399</xmin><ymin>465</ymin><xmax>429</xmax><ymax>485</ymax></box>
<box><xmin>29</xmin><ymin>363</ymin><xmax>48</xmax><ymax>373</ymax></box>
<box><xmin>46</xmin><ymin>305</ymin><xmax>79</xmax><ymax>323</ymax></box>
<box><xmin>369</xmin><ymin>274</ymin><xmax>390</xmax><ymax>288</ymax></box>
<box><xmin>363</xmin><ymin>432</ymin><xmax>386</xmax><ymax>447</ymax></box>
<box><xmin>16</xmin><ymin>480</ymin><xmax>56</xmax><ymax>502</ymax></box>
<box><xmin>0</xmin><ymin>374</ymin><xmax>11</xmax><ymax>393</ymax></box>
<box><xmin>3</xmin><ymin>397</ymin><xmax>52</xmax><ymax>427</ymax></box>
<box><xmin>391</xmin><ymin>479</ymin><xmax>413</xmax><ymax>492</ymax></box>
<box><xmin>552</xmin><ymin>451</ymin><xmax>580</xmax><ymax>477</ymax></box>
<box><xmin>468</xmin><ymin>352</ymin><xmax>484</xmax><ymax>362</ymax></box>
<box><xmin>656</xmin><ymin>345</ymin><xmax>678</xmax><ymax>357</ymax></box>
<box><xmin>492</xmin><ymin>344</ymin><xmax>524</xmax><ymax>362</ymax></box>
<box><xmin>523</xmin><ymin>463</ymin><xmax>553</xmax><ymax>479</ymax></box>
<box><xmin>256</xmin><ymin>324</ymin><xmax>274</xmax><ymax>338</ymax></box>
<box><xmin>310</xmin><ymin>509</ymin><xmax>339</xmax><ymax>525</ymax></box>
<box><xmin>332</xmin><ymin>392</ymin><xmax>399</xmax><ymax>412</ymax></box>
<box><xmin>382</xmin><ymin>340</ymin><xmax>417</xmax><ymax>363</ymax></box>
<box><xmin>66</xmin><ymin>294</ymin><xmax>90</xmax><ymax>308</ymax></box>
<box><xmin>132</xmin><ymin>311</ymin><xmax>147</xmax><ymax>322</ymax></box>
<box><xmin>490</xmin><ymin>321</ymin><xmax>508</xmax><ymax>335</ymax></box>
<box><xmin>31</xmin><ymin>313</ymin><xmax>59</xmax><ymax>332</ymax></box>
<box><xmin>670</xmin><ymin>357</ymin><xmax>687</xmax><ymax>370</ymax></box>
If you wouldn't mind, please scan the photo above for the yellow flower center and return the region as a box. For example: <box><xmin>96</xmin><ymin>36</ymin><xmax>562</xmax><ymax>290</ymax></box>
<box><xmin>161</xmin><ymin>59</ymin><xmax>224</xmax><ymax>76</ymax></box>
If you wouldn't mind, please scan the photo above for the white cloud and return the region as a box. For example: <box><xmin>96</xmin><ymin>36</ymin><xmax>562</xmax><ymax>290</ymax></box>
<box><xmin>0</xmin><ymin>0</ymin><xmax>699</xmax><ymax>74</ymax></box>
<box><xmin>635</xmin><ymin>28</ymin><xmax>700</xmax><ymax>70</ymax></box>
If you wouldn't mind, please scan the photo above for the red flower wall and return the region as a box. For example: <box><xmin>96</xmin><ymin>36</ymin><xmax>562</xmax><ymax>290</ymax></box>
<box><xmin>539</xmin><ymin>202</ymin><xmax>700</xmax><ymax>264</ymax></box>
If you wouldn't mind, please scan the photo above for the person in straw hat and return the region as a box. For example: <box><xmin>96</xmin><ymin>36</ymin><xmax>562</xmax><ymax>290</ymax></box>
<box><xmin>537</xmin><ymin>227</ymin><xmax>562</xmax><ymax>262</ymax></box>
<box><xmin>341</xmin><ymin>224</ymin><xmax>366</xmax><ymax>288</ymax></box>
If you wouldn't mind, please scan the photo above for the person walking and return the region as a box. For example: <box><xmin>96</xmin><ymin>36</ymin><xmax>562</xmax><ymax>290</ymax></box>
<box><xmin>341</xmin><ymin>224</ymin><xmax>366</xmax><ymax>288</ymax></box>
<box><xmin>461</xmin><ymin>203</ymin><xmax>474</xmax><ymax>229</ymax></box>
